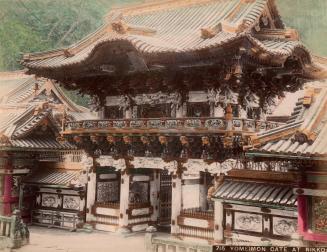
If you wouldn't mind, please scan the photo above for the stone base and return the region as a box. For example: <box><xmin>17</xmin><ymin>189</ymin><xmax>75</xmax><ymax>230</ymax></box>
<box><xmin>81</xmin><ymin>223</ymin><xmax>94</xmax><ymax>233</ymax></box>
<box><xmin>117</xmin><ymin>227</ymin><xmax>131</xmax><ymax>234</ymax></box>
<box><xmin>146</xmin><ymin>226</ymin><xmax>157</xmax><ymax>233</ymax></box>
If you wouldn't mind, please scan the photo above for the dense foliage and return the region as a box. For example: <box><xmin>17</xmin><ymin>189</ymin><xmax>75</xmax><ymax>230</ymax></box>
<box><xmin>0</xmin><ymin>0</ymin><xmax>326</xmax><ymax>71</ymax></box>
<box><xmin>0</xmin><ymin>0</ymin><xmax>326</xmax><ymax>105</ymax></box>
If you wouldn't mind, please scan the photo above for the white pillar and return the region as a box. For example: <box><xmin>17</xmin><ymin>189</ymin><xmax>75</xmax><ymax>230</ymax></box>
<box><xmin>176</xmin><ymin>103</ymin><xmax>187</xmax><ymax>118</ymax></box>
<box><xmin>125</xmin><ymin>108</ymin><xmax>132</xmax><ymax>119</ymax></box>
<box><xmin>199</xmin><ymin>172</ymin><xmax>207</xmax><ymax>210</ymax></box>
<box><xmin>119</xmin><ymin>172</ymin><xmax>130</xmax><ymax>231</ymax></box>
<box><xmin>213</xmin><ymin>200</ymin><xmax>224</xmax><ymax>243</ymax></box>
<box><xmin>239</xmin><ymin>106</ymin><xmax>247</xmax><ymax>119</ymax></box>
<box><xmin>214</xmin><ymin>105</ymin><xmax>225</xmax><ymax>117</ymax></box>
<box><xmin>171</xmin><ymin>175</ymin><xmax>182</xmax><ymax>234</ymax></box>
<box><xmin>150</xmin><ymin>170</ymin><xmax>160</xmax><ymax>223</ymax></box>
<box><xmin>86</xmin><ymin>172</ymin><xmax>96</xmax><ymax>222</ymax></box>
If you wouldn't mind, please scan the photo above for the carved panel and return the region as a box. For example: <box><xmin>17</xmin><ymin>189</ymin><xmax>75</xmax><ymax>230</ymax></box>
<box><xmin>234</xmin><ymin>212</ymin><xmax>262</xmax><ymax>233</ymax></box>
<box><xmin>97</xmin><ymin>181</ymin><xmax>119</xmax><ymax>203</ymax></box>
<box><xmin>272</xmin><ymin>217</ymin><xmax>297</xmax><ymax>236</ymax></box>
<box><xmin>312</xmin><ymin>197</ymin><xmax>327</xmax><ymax>233</ymax></box>
<box><xmin>129</xmin><ymin>181</ymin><xmax>149</xmax><ymax>204</ymax></box>
<box><xmin>63</xmin><ymin>195</ymin><xmax>80</xmax><ymax>210</ymax></box>
<box><xmin>41</xmin><ymin>193</ymin><xmax>61</xmax><ymax>208</ymax></box>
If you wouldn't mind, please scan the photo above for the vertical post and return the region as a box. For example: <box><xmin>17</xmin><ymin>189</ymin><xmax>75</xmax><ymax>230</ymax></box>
<box><xmin>3</xmin><ymin>154</ymin><xmax>13</xmax><ymax>216</ymax></box>
<box><xmin>225</xmin><ymin>104</ymin><xmax>233</xmax><ymax>131</ymax></box>
<box><xmin>18</xmin><ymin>183</ymin><xmax>24</xmax><ymax>211</ymax></box>
<box><xmin>199</xmin><ymin>172</ymin><xmax>207</xmax><ymax>210</ymax></box>
<box><xmin>171</xmin><ymin>174</ymin><xmax>182</xmax><ymax>234</ymax></box>
<box><xmin>213</xmin><ymin>200</ymin><xmax>224</xmax><ymax>243</ymax></box>
<box><xmin>119</xmin><ymin>171</ymin><xmax>130</xmax><ymax>233</ymax></box>
<box><xmin>214</xmin><ymin>104</ymin><xmax>224</xmax><ymax>117</ymax></box>
<box><xmin>85</xmin><ymin>156</ymin><xmax>96</xmax><ymax>223</ymax></box>
<box><xmin>297</xmin><ymin>195</ymin><xmax>307</xmax><ymax>235</ymax></box>
<box><xmin>150</xmin><ymin>170</ymin><xmax>160</xmax><ymax>224</ymax></box>
<box><xmin>125</xmin><ymin>108</ymin><xmax>132</xmax><ymax>119</ymax></box>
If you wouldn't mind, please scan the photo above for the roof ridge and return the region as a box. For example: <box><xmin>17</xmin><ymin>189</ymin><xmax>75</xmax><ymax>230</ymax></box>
<box><xmin>106</xmin><ymin>0</ymin><xmax>217</xmax><ymax>19</ymax></box>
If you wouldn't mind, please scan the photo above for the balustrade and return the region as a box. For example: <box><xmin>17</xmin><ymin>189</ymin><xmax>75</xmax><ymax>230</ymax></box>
<box><xmin>0</xmin><ymin>210</ymin><xmax>29</xmax><ymax>249</ymax></box>
<box><xmin>65</xmin><ymin>117</ymin><xmax>282</xmax><ymax>133</ymax></box>
<box><xmin>180</xmin><ymin>208</ymin><xmax>214</xmax><ymax>220</ymax></box>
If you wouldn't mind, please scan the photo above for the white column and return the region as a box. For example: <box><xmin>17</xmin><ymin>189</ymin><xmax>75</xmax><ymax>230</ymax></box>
<box><xmin>213</xmin><ymin>200</ymin><xmax>224</xmax><ymax>243</ymax></box>
<box><xmin>214</xmin><ymin>105</ymin><xmax>225</xmax><ymax>117</ymax></box>
<box><xmin>171</xmin><ymin>175</ymin><xmax>182</xmax><ymax>234</ymax></box>
<box><xmin>150</xmin><ymin>170</ymin><xmax>160</xmax><ymax>223</ymax></box>
<box><xmin>176</xmin><ymin>103</ymin><xmax>187</xmax><ymax>118</ymax></box>
<box><xmin>119</xmin><ymin>172</ymin><xmax>130</xmax><ymax>232</ymax></box>
<box><xmin>239</xmin><ymin>106</ymin><xmax>247</xmax><ymax>119</ymax></box>
<box><xmin>86</xmin><ymin>172</ymin><xmax>96</xmax><ymax>222</ymax></box>
<box><xmin>199</xmin><ymin>172</ymin><xmax>207</xmax><ymax>210</ymax></box>
<box><xmin>125</xmin><ymin>108</ymin><xmax>132</xmax><ymax>119</ymax></box>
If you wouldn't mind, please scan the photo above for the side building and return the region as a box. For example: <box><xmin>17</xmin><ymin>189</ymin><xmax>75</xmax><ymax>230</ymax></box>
<box><xmin>0</xmin><ymin>71</ymin><xmax>96</xmax><ymax>230</ymax></box>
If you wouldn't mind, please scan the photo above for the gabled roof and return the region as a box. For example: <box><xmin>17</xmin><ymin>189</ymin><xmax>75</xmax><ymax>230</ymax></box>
<box><xmin>0</xmin><ymin>71</ymin><xmax>91</xmax><ymax>114</ymax></box>
<box><xmin>248</xmin><ymin>80</ymin><xmax>327</xmax><ymax>158</ymax></box>
<box><xmin>0</xmin><ymin>71</ymin><xmax>96</xmax><ymax>151</ymax></box>
<box><xmin>0</xmin><ymin>105</ymin><xmax>74</xmax><ymax>150</ymax></box>
<box><xmin>21</xmin><ymin>0</ymin><xmax>313</xmax><ymax>74</ymax></box>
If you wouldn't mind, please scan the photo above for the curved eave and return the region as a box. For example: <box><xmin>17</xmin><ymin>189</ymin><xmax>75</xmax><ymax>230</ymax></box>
<box><xmin>22</xmin><ymin>34</ymin><xmax>312</xmax><ymax>75</ymax></box>
<box><xmin>246</xmin><ymin>150</ymin><xmax>327</xmax><ymax>161</ymax></box>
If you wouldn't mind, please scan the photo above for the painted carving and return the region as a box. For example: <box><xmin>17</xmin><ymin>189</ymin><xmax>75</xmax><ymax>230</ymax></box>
<box><xmin>132</xmin><ymin>92</ymin><xmax>180</xmax><ymax>106</ymax></box>
<box><xmin>41</xmin><ymin>193</ymin><xmax>61</xmax><ymax>208</ymax></box>
<box><xmin>63</xmin><ymin>196</ymin><xmax>80</xmax><ymax>210</ymax></box>
<box><xmin>273</xmin><ymin>217</ymin><xmax>297</xmax><ymax>236</ymax></box>
<box><xmin>234</xmin><ymin>212</ymin><xmax>262</xmax><ymax>233</ymax></box>
<box><xmin>81</xmin><ymin>155</ymin><xmax>93</xmax><ymax>170</ymax></box>
<box><xmin>96</xmin><ymin>156</ymin><xmax>126</xmax><ymax>170</ymax></box>
<box><xmin>130</xmin><ymin>157</ymin><xmax>177</xmax><ymax>173</ymax></box>
<box><xmin>97</xmin><ymin>181</ymin><xmax>119</xmax><ymax>203</ymax></box>
<box><xmin>129</xmin><ymin>181</ymin><xmax>149</xmax><ymax>203</ymax></box>
<box><xmin>312</xmin><ymin>197</ymin><xmax>327</xmax><ymax>233</ymax></box>
<box><xmin>183</xmin><ymin>158</ymin><xmax>235</xmax><ymax>175</ymax></box>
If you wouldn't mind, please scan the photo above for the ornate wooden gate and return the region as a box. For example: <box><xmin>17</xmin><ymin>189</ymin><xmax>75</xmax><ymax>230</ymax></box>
<box><xmin>158</xmin><ymin>170</ymin><xmax>172</xmax><ymax>226</ymax></box>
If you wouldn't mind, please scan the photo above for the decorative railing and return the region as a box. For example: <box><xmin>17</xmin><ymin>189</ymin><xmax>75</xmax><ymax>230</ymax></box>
<box><xmin>177</xmin><ymin>208</ymin><xmax>214</xmax><ymax>240</ymax></box>
<box><xmin>65</xmin><ymin>117</ymin><xmax>282</xmax><ymax>134</ymax></box>
<box><xmin>145</xmin><ymin>233</ymin><xmax>213</xmax><ymax>252</ymax></box>
<box><xmin>0</xmin><ymin>215</ymin><xmax>12</xmax><ymax>238</ymax></box>
<box><xmin>180</xmin><ymin>208</ymin><xmax>214</xmax><ymax>220</ymax></box>
<box><xmin>179</xmin><ymin>225</ymin><xmax>214</xmax><ymax>240</ymax></box>
<box><xmin>0</xmin><ymin>210</ymin><xmax>29</xmax><ymax>249</ymax></box>
<box><xmin>95</xmin><ymin>202</ymin><xmax>120</xmax><ymax>209</ymax></box>
<box><xmin>31</xmin><ymin>209</ymin><xmax>80</xmax><ymax>230</ymax></box>
<box><xmin>94</xmin><ymin>215</ymin><xmax>119</xmax><ymax>226</ymax></box>
<box><xmin>129</xmin><ymin>202</ymin><xmax>151</xmax><ymax>209</ymax></box>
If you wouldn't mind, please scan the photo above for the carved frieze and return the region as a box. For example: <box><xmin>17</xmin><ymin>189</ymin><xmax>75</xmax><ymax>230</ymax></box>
<box><xmin>272</xmin><ymin>217</ymin><xmax>297</xmax><ymax>236</ymax></box>
<box><xmin>96</xmin><ymin>155</ymin><xmax>126</xmax><ymax>170</ymax></box>
<box><xmin>63</xmin><ymin>195</ymin><xmax>80</xmax><ymax>210</ymax></box>
<box><xmin>234</xmin><ymin>212</ymin><xmax>262</xmax><ymax>233</ymax></box>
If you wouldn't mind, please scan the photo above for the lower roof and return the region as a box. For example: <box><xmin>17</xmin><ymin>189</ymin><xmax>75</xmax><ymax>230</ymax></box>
<box><xmin>213</xmin><ymin>179</ymin><xmax>297</xmax><ymax>207</ymax></box>
<box><xmin>23</xmin><ymin>169</ymin><xmax>82</xmax><ymax>187</ymax></box>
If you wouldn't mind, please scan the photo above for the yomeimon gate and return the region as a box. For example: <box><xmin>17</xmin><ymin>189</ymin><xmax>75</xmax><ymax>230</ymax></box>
<box><xmin>21</xmin><ymin>0</ymin><xmax>327</xmax><ymax>245</ymax></box>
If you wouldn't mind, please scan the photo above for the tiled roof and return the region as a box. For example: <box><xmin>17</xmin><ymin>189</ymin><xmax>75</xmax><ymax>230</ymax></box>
<box><xmin>23</xmin><ymin>169</ymin><xmax>81</xmax><ymax>186</ymax></box>
<box><xmin>8</xmin><ymin>136</ymin><xmax>75</xmax><ymax>150</ymax></box>
<box><xmin>213</xmin><ymin>179</ymin><xmax>297</xmax><ymax>207</ymax></box>
<box><xmin>22</xmin><ymin>0</ymin><xmax>311</xmax><ymax>70</ymax></box>
<box><xmin>0</xmin><ymin>71</ymin><xmax>97</xmax><ymax>150</ymax></box>
<box><xmin>248</xmin><ymin>80</ymin><xmax>327</xmax><ymax>157</ymax></box>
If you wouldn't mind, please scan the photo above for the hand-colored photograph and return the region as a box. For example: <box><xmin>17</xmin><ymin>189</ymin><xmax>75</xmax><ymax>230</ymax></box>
<box><xmin>0</xmin><ymin>0</ymin><xmax>326</xmax><ymax>251</ymax></box>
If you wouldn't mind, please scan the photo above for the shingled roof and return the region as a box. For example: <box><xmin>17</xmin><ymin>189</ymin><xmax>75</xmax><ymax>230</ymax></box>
<box><xmin>247</xmin><ymin>80</ymin><xmax>327</xmax><ymax>158</ymax></box>
<box><xmin>0</xmin><ymin>72</ymin><xmax>95</xmax><ymax>150</ymax></box>
<box><xmin>21</xmin><ymin>0</ymin><xmax>315</xmax><ymax>73</ymax></box>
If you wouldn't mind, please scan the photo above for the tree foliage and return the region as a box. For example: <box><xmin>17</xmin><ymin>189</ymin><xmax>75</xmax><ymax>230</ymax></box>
<box><xmin>0</xmin><ymin>0</ymin><xmax>326</xmax><ymax>105</ymax></box>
